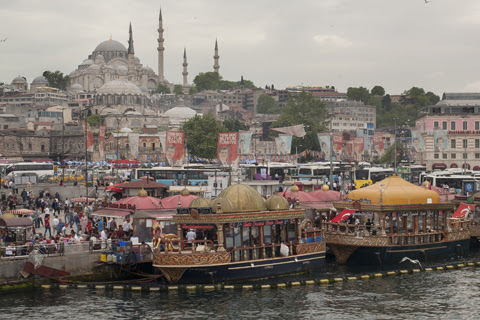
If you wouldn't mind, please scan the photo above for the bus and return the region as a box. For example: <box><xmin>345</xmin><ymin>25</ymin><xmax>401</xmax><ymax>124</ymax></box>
<box><xmin>353</xmin><ymin>167</ymin><xmax>394</xmax><ymax>189</ymax></box>
<box><xmin>5</xmin><ymin>162</ymin><xmax>55</xmax><ymax>179</ymax></box>
<box><xmin>396</xmin><ymin>165</ymin><xmax>426</xmax><ymax>184</ymax></box>
<box><xmin>420</xmin><ymin>170</ymin><xmax>479</xmax><ymax>194</ymax></box>
<box><xmin>240</xmin><ymin>162</ymin><xmax>297</xmax><ymax>181</ymax></box>
<box><xmin>133</xmin><ymin>164</ymin><xmax>225</xmax><ymax>186</ymax></box>
<box><xmin>296</xmin><ymin>163</ymin><xmax>340</xmax><ymax>182</ymax></box>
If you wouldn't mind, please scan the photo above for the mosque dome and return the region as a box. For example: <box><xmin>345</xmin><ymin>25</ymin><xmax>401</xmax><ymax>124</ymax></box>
<box><xmin>189</xmin><ymin>197</ymin><xmax>211</xmax><ymax>208</ymax></box>
<box><xmin>265</xmin><ymin>194</ymin><xmax>289</xmax><ymax>211</ymax></box>
<box><xmin>87</xmin><ymin>64</ymin><xmax>100</xmax><ymax>71</ymax></box>
<box><xmin>210</xmin><ymin>197</ymin><xmax>236</xmax><ymax>214</ymax></box>
<box><xmin>105</xmin><ymin>65</ymin><xmax>115</xmax><ymax>71</ymax></box>
<box><xmin>96</xmin><ymin>79</ymin><xmax>144</xmax><ymax>96</ymax></box>
<box><xmin>94</xmin><ymin>39</ymin><xmax>127</xmax><ymax>54</ymax></box>
<box><xmin>217</xmin><ymin>184</ymin><xmax>267</xmax><ymax>213</ymax></box>
<box><xmin>137</xmin><ymin>85</ymin><xmax>148</xmax><ymax>93</ymax></box>
<box><xmin>164</xmin><ymin>106</ymin><xmax>196</xmax><ymax>119</ymax></box>
<box><xmin>134</xmin><ymin>57</ymin><xmax>140</xmax><ymax>63</ymax></box>
<box><xmin>120</xmin><ymin>127</ymin><xmax>133</xmax><ymax>133</ymax></box>
<box><xmin>146</xmin><ymin>67</ymin><xmax>155</xmax><ymax>73</ymax></box>
<box><xmin>31</xmin><ymin>75</ymin><xmax>48</xmax><ymax>84</ymax></box>
<box><xmin>12</xmin><ymin>76</ymin><xmax>27</xmax><ymax>83</ymax></box>
<box><xmin>117</xmin><ymin>65</ymin><xmax>128</xmax><ymax>72</ymax></box>
<box><xmin>144</xmin><ymin>109</ymin><xmax>157</xmax><ymax>116</ymax></box>
<box><xmin>80</xmin><ymin>59</ymin><xmax>94</xmax><ymax>66</ymax></box>
<box><xmin>70</xmin><ymin>83</ymin><xmax>84</xmax><ymax>92</ymax></box>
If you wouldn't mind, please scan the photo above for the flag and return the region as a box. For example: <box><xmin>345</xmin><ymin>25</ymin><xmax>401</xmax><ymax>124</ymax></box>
<box><xmin>452</xmin><ymin>203</ymin><xmax>476</xmax><ymax>218</ymax></box>
<box><xmin>271</xmin><ymin>124</ymin><xmax>306</xmax><ymax>138</ymax></box>
<box><xmin>330</xmin><ymin>208</ymin><xmax>357</xmax><ymax>223</ymax></box>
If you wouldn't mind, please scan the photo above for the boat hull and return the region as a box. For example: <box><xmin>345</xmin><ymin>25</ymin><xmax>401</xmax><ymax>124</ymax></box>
<box><xmin>154</xmin><ymin>251</ymin><xmax>325</xmax><ymax>284</ymax></box>
<box><xmin>329</xmin><ymin>239</ymin><xmax>470</xmax><ymax>266</ymax></box>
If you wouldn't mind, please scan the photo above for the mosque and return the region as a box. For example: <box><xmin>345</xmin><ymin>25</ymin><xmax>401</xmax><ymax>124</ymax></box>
<box><xmin>68</xmin><ymin>8</ymin><xmax>220</xmax><ymax>93</ymax></box>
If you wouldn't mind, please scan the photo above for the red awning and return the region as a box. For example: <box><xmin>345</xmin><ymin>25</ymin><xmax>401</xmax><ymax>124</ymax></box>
<box><xmin>452</xmin><ymin>203</ymin><xmax>476</xmax><ymax>218</ymax></box>
<box><xmin>462</xmin><ymin>163</ymin><xmax>471</xmax><ymax>169</ymax></box>
<box><xmin>330</xmin><ymin>208</ymin><xmax>356</xmax><ymax>223</ymax></box>
<box><xmin>474</xmin><ymin>166</ymin><xmax>480</xmax><ymax>171</ymax></box>
<box><xmin>450</xmin><ymin>163</ymin><xmax>458</xmax><ymax>168</ymax></box>
<box><xmin>432</xmin><ymin>163</ymin><xmax>447</xmax><ymax>170</ymax></box>
<box><xmin>92</xmin><ymin>208</ymin><xmax>132</xmax><ymax>217</ymax></box>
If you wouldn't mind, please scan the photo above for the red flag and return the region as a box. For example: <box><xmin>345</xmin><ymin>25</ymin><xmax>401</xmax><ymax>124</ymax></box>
<box><xmin>452</xmin><ymin>203</ymin><xmax>476</xmax><ymax>218</ymax></box>
<box><xmin>330</xmin><ymin>208</ymin><xmax>356</xmax><ymax>223</ymax></box>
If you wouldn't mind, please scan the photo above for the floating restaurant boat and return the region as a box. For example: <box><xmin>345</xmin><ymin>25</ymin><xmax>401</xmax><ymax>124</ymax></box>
<box><xmin>152</xmin><ymin>184</ymin><xmax>325</xmax><ymax>284</ymax></box>
<box><xmin>323</xmin><ymin>175</ymin><xmax>471</xmax><ymax>265</ymax></box>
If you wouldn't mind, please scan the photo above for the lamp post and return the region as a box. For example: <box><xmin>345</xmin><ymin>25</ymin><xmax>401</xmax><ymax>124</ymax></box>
<box><xmin>83</xmin><ymin>105</ymin><xmax>91</xmax><ymax>203</ymax></box>
<box><xmin>462</xmin><ymin>115</ymin><xmax>467</xmax><ymax>175</ymax></box>
<box><xmin>328</xmin><ymin>113</ymin><xmax>334</xmax><ymax>187</ymax></box>
<box><xmin>393</xmin><ymin>118</ymin><xmax>398</xmax><ymax>173</ymax></box>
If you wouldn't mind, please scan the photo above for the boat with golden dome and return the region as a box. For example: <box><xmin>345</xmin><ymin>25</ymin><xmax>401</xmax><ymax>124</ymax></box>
<box><xmin>152</xmin><ymin>184</ymin><xmax>325</xmax><ymax>284</ymax></box>
<box><xmin>323</xmin><ymin>175</ymin><xmax>471</xmax><ymax>265</ymax></box>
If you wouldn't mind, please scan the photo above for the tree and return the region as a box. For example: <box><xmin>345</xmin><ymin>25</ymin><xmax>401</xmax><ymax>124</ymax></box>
<box><xmin>371</xmin><ymin>85</ymin><xmax>385</xmax><ymax>96</ymax></box>
<box><xmin>189</xmin><ymin>87</ymin><xmax>198</xmax><ymax>95</ymax></box>
<box><xmin>156</xmin><ymin>83</ymin><xmax>171</xmax><ymax>94</ymax></box>
<box><xmin>86</xmin><ymin>114</ymin><xmax>101</xmax><ymax>127</ymax></box>
<box><xmin>193</xmin><ymin>72</ymin><xmax>222</xmax><ymax>91</ymax></box>
<box><xmin>256</xmin><ymin>94</ymin><xmax>279</xmax><ymax>114</ymax></box>
<box><xmin>173</xmin><ymin>85</ymin><xmax>184</xmax><ymax>95</ymax></box>
<box><xmin>381</xmin><ymin>94</ymin><xmax>392</xmax><ymax>111</ymax></box>
<box><xmin>271</xmin><ymin>92</ymin><xmax>327</xmax><ymax>151</ymax></box>
<box><xmin>43</xmin><ymin>70</ymin><xmax>70</xmax><ymax>91</ymax></box>
<box><xmin>223</xmin><ymin>119</ymin><xmax>248</xmax><ymax>132</ymax></box>
<box><xmin>181</xmin><ymin>113</ymin><xmax>227</xmax><ymax>158</ymax></box>
<box><xmin>347</xmin><ymin>87</ymin><xmax>370</xmax><ymax>103</ymax></box>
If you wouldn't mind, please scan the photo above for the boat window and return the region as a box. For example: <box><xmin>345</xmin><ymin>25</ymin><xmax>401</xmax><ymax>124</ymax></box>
<box><xmin>224</xmin><ymin>225</ymin><xmax>234</xmax><ymax>249</ymax></box>
<box><xmin>287</xmin><ymin>223</ymin><xmax>296</xmax><ymax>242</ymax></box>
<box><xmin>234</xmin><ymin>227</ymin><xmax>241</xmax><ymax>247</ymax></box>
<box><xmin>251</xmin><ymin>226</ymin><xmax>260</xmax><ymax>246</ymax></box>
<box><xmin>242</xmin><ymin>227</ymin><xmax>250</xmax><ymax>246</ymax></box>
<box><xmin>263</xmin><ymin>226</ymin><xmax>272</xmax><ymax>244</ymax></box>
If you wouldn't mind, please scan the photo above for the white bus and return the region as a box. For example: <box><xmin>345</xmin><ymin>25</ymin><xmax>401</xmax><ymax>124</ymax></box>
<box><xmin>5</xmin><ymin>162</ymin><xmax>55</xmax><ymax>179</ymax></box>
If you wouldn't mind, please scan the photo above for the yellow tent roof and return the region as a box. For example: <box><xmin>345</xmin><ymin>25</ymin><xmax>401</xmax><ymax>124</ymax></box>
<box><xmin>347</xmin><ymin>174</ymin><xmax>440</xmax><ymax>205</ymax></box>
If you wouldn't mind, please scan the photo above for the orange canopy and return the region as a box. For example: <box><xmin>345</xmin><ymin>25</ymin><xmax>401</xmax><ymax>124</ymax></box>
<box><xmin>347</xmin><ymin>175</ymin><xmax>440</xmax><ymax>205</ymax></box>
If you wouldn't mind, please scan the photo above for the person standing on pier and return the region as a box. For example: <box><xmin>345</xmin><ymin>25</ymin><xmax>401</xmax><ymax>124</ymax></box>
<box><xmin>44</xmin><ymin>214</ymin><xmax>52</xmax><ymax>237</ymax></box>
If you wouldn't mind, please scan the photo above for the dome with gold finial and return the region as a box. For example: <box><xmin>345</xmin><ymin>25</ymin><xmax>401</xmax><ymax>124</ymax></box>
<box><xmin>210</xmin><ymin>196</ymin><xmax>235</xmax><ymax>213</ymax></box>
<box><xmin>321</xmin><ymin>184</ymin><xmax>330</xmax><ymax>191</ymax></box>
<box><xmin>265</xmin><ymin>194</ymin><xmax>289</xmax><ymax>211</ymax></box>
<box><xmin>180</xmin><ymin>188</ymin><xmax>190</xmax><ymax>196</ymax></box>
<box><xmin>217</xmin><ymin>184</ymin><xmax>266</xmax><ymax>212</ymax></box>
<box><xmin>291</xmin><ymin>185</ymin><xmax>300</xmax><ymax>192</ymax></box>
<box><xmin>138</xmin><ymin>188</ymin><xmax>148</xmax><ymax>197</ymax></box>
<box><xmin>189</xmin><ymin>197</ymin><xmax>211</xmax><ymax>208</ymax></box>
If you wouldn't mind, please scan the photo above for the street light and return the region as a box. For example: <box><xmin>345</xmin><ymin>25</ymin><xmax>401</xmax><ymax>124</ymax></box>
<box><xmin>82</xmin><ymin>105</ymin><xmax>92</xmax><ymax>203</ymax></box>
<box><xmin>103</xmin><ymin>110</ymin><xmax>129</xmax><ymax>181</ymax></box>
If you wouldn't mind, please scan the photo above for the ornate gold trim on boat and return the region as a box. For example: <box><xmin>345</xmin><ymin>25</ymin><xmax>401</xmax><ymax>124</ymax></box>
<box><xmin>153</xmin><ymin>252</ymin><xmax>231</xmax><ymax>266</ymax></box>
<box><xmin>296</xmin><ymin>241</ymin><xmax>325</xmax><ymax>254</ymax></box>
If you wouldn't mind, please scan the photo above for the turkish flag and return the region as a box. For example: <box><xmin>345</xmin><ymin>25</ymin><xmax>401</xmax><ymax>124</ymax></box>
<box><xmin>330</xmin><ymin>208</ymin><xmax>357</xmax><ymax>223</ymax></box>
<box><xmin>452</xmin><ymin>203</ymin><xmax>476</xmax><ymax>218</ymax></box>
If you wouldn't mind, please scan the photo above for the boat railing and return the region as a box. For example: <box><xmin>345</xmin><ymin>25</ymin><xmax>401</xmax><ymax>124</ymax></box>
<box><xmin>389</xmin><ymin>232</ymin><xmax>445</xmax><ymax>245</ymax></box>
<box><xmin>0</xmin><ymin>240</ymin><xmax>94</xmax><ymax>260</ymax></box>
<box><xmin>154</xmin><ymin>238</ymin><xmax>217</xmax><ymax>254</ymax></box>
<box><xmin>322</xmin><ymin>222</ymin><xmax>383</xmax><ymax>236</ymax></box>
<box><xmin>230</xmin><ymin>242</ymin><xmax>298</xmax><ymax>262</ymax></box>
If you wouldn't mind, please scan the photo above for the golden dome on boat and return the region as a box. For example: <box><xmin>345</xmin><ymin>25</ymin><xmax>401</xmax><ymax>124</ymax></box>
<box><xmin>137</xmin><ymin>188</ymin><xmax>148</xmax><ymax>197</ymax></box>
<box><xmin>265</xmin><ymin>194</ymin><xmax>289</xmax><ymax>211</ymax></box>
<box><xmin>189</xmin><ymin>197</ymin><xmax>211</xmax><ymax>208</ymax></box>
<box><xmin>321</xmin><ymin>184</ymin><xmax>329</xmax><ymax>191</ymax></box>
<box><xmin>210</xmin><ymin>196</ymin><xmax>235</xmax><ymax>213</ymax></box>
<box><xmin>290</xmin><ymin>185</ymin><xmax>299</xmax><ymax>192</ymax></box>
<box><xmin>180</xmin><ymin>188</ymin><xmax>190</xmax><ymax>196</ymax></box>
<box><xmin>347</xmin><ymin>175</ymin><xmax>440</xmax><ymax>205</ymax></box>
<box><xmin>217</xmin><ymin>184</ymin><xmax>267</xmax><ymax>212</ymax></box>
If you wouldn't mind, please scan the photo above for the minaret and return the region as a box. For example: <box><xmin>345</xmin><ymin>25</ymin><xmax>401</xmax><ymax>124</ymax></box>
<box><xmin>128</xmin><ymin>22</ymin><xmax>135</xmax><ymax>54</ymax></box>
<box><xmin>157</xmin><ymin>8</ymin><xmax>165</xmax><ymax>83</ymax></box>
<box><xmin>182</xmin><ymin>48</ymin><xmax>188</xmax><ymax>86</ymax></box>
<box><xmin>213</xmin><ymin>39</ymin><xmax>220</xmax><ymax>74</ymax></box>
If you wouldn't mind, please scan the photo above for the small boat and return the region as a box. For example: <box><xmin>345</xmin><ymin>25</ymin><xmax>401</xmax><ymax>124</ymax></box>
<box><xmin>323</xmin><ymin>175</ymin><xmax>471</xmax><ymax>265</ymax></box>
<box><xmin>152</xmin><ymin>184</ymin><xmax>325</xmax><ymax>284</ymax></box>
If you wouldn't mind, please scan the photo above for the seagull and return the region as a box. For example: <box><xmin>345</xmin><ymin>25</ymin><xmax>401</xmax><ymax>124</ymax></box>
<box><xmin>0</xmin><ymin>38</ymin><xmax>7</xmax><ymax>42</ymax></box>
<box><xmin>400</xmin><ymin>256</ymin><xmax>423</xmax><ymax>270</ymax></box>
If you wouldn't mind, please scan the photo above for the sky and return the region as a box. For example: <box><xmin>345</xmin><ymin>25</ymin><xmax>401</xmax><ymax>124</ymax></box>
<box><xmin>2</xmin><ymin>0</ymin><xmax>480</xmax><ymax>96</ymax></box>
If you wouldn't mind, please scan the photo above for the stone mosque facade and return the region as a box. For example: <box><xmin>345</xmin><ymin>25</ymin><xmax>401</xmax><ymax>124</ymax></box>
<box><xmin>69</xmin><ymin>8</ymin><xmax>220</xmax><ymax>94</ymax></box>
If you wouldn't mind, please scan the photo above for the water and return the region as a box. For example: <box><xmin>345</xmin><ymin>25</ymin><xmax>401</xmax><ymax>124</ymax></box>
<box><xmin>1</xmin><ymin>267</ymin><xmax>480</xmax><ymax>320</ymax></box>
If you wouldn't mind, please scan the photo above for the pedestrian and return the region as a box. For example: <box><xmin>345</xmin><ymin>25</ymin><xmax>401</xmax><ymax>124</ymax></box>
<box><xmin>44</xmin><ymin>214</ymin><xmax>52</xmax><ymax>237</ymax></box>
<box><xmin>74</xmin><ymin>211</ymin><xmax>81</xmax><ymax>234</ymax></box>
<box><xmin>80</xmin><ymin>215</ymin><xmax>88</xmax><ymax>235</ymax></box>
<box><xmin>186</xmin><ymin>229</ymin><xmax>196</xmax><ymax>248</ymax></box>
<box><xmin>52</xmin><ymin>215</ymin><xmax>59</xmax><ymax>235</ymax></box>
<box><xmin>57</xmin><ymin>218</ymin><xmax>66</xmax><ymax>236</ymax></box>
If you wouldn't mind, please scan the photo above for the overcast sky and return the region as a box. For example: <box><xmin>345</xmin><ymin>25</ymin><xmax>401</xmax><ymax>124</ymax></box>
<box><xmin>2</xmin><ymin>0</ymin><xmax>480</xmax><ymax>96</ymax></box>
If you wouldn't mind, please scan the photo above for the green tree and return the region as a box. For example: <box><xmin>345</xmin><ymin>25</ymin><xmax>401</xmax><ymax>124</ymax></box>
<box><xmin>86</xmin><ymin>114</ymin><xmax>101</xmax><ymax>127</ymax></box>
<box><xmin>173</xmin><ymin>85</ymin><xmax>184</xmax><ymax>95</ymax></box>
<box><xmin>271</xmin><ymin>92</ymin><xmax>327</xmax><ymax>152</ymax></box>
<box><xmin>256</xmin><ymin>94</ymin><xmax>279</xmax><ymax>114</ymax></box>
<box><xmin>371</xmin><ymin>85</ymin><xmax>385</xmax><ymax>96</ymax></box>
<box><xmin>223</xmin><ymin>119</ymin><xmax>248</xmax><ymax>132</ymax></box>
<box><xmin>193</xmin><ymin>72</ymin><xmax>222</xmax><ymax>91</ymax></box>
<box><xmin>43</xmin><ymin>70</ymin><xmax>70</xmax><ymax>91</ymax></box>
<box><xmin>381</xmin><ymin>94</ymin><xmax>392</xmax><ymax>111</ymax></box>
<box><xmin>181</xmin><ymin>113</ymin><xmax>227</xmax><ymax>158</ymax></box>
<box><xmin>189</xmin><ymin>87</ymin><xmax>198</xmax><ymax>95</ymax></box>
<box><xmin>347</xmin><ymin>87</ymin><xmax>370</xmax><ymax>103</ymax></box>
<box><xmin>156</xmin><ymin>83</ymin><xmax>171</xmax><ymax>94</ymax></box>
